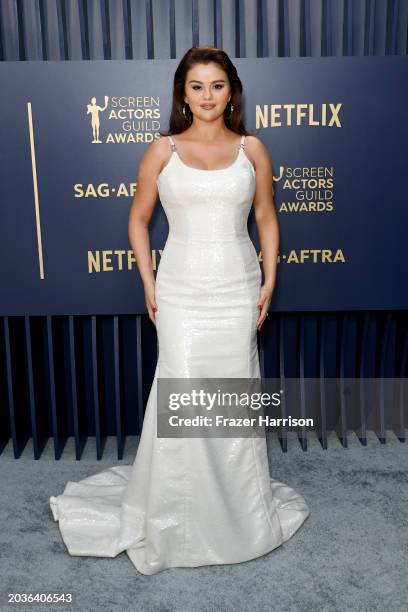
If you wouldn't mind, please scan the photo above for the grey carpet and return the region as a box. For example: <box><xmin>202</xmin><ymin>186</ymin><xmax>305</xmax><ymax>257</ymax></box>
<box><xmin>0</xmin><ymin>431</ymin><xmax>407</xmax><ymax>612</ymax></box>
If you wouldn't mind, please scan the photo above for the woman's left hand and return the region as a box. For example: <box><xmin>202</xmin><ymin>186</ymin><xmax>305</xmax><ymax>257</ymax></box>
<box><xmin>256</xmin><ymin>284</ymin><xmax>272</xmax><ymax>331</ymax></box>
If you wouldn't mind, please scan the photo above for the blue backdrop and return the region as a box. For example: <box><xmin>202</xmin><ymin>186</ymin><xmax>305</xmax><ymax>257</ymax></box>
<box><xmin>1</xmin><ymin>56</ymin><xmax>407</xmax><ymax>315</ymax></box>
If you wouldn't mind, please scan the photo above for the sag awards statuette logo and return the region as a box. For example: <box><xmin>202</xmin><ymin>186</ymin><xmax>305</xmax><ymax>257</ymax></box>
<box><xmin>86</xmin><ymin>95</ymin><xmax>160</xmax><ymax>143</ymax></box>
<box><xmin>87</xmin><ymin>96</ymin><xmax>109</xmax><ymax>143</ymax></box>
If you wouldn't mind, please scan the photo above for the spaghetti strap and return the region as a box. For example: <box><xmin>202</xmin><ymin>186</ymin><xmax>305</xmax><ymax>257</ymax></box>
<box><xmin>240</xmin><ymin>135</ymin><xmax>245</xmax><ymax>149</ymax></box>
<box><xmin>168</xmin><ymin>135</ymin><xmax>176</xmax><ymax>151</ymax></box>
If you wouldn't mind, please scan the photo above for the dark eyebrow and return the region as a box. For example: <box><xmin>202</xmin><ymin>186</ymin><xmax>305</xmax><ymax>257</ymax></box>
<box><xmin>187</xmin><ymin>79</ymin><xmax>226</xmax><ymax>84</ymax></box>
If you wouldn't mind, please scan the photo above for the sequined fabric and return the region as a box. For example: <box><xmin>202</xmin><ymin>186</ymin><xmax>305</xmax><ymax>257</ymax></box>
<box><xmin>49</xmin><ymin>135</ymin><xmax>310</xmax><ymax>575</ymax></box>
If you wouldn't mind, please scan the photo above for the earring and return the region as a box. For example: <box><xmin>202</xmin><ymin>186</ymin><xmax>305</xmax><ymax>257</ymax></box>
<box><xmin>182</xmin><ymin>104</ymin><xmax>186</xmax><ymax>116</ymax></box>
<box><xmin>228</xmin><ymin>102</ymin><xmax>234</xmax><ymax>117</ymax></box>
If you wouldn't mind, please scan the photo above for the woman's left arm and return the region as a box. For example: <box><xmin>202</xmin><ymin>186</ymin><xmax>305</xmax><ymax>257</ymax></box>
<box><xmin>247</xmin><ymin>135</ymin><xmax>279</xmax><ymax>331</ymax></box>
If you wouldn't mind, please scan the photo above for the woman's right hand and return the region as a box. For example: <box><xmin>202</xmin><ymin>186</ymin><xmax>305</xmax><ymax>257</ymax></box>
<box><xmin>145</xmin><ymin>281</ymin><xmax>158</xmax><ymax>326</ymax></box>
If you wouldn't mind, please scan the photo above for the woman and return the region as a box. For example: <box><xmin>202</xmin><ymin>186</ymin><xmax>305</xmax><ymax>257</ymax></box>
<box><xmin>49</xmin><ymin>46</ymin><xmax>310</xmax><ymax>575</ymax></box>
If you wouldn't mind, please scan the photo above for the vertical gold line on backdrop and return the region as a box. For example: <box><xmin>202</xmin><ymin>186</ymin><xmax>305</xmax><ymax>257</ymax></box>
<box><xmin>27</xmin><ymin>102</ymin><xmax>45</xmax><ymax>280</ymax></box>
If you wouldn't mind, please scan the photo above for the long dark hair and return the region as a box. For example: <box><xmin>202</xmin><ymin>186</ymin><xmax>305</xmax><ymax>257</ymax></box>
<box><xmin>159</xmin><ymin>45</ymin><xmax>255</xmax><ymax>137</ymax></box>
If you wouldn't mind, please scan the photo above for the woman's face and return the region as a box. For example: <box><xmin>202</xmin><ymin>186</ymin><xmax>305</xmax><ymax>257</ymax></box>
<box><xmin>184</xmin><ymin>62</ymin><xmax>231</xmax><ymax>122</ymax></box>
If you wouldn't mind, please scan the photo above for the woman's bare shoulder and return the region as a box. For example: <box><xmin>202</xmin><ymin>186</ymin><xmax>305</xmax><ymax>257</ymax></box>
<box><xmin>244</xmin><ymin>134</ymin><xmax>272</xmax><ymax>171</ymax></box>
<box><xmin>245</xmin><ymin>134</ymin><xmax>269</xmax><ymax>155</ymax></box>
<box><xmin>139</xmin><ymin>135</ymin><xmax>172</xmax><ymax>176</ymax></box>
<box><xmin>147</xmin><ymin>135</ymin><xmax>172</xmax><ymax>158</ymax></box>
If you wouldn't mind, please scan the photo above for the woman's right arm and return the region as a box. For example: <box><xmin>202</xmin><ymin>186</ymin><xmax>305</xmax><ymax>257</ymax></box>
<box><xmin>128</xmin><ymin>137</ymin><xmax>168</xmax><ymax>327</ymax></box>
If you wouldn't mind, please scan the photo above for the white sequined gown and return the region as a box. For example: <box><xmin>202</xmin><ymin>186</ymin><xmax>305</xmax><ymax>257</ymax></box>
<box><xmin>49</xmin><ymin>134</ymin><xmax>310</xmax><ymax>575</ymax></box>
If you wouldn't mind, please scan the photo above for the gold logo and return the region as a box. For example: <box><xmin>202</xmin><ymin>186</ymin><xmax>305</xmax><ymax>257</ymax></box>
<box><xmin>87</xmin><ymin>96</ymin><xmax>109</xmax><ymax>143</ymax></box>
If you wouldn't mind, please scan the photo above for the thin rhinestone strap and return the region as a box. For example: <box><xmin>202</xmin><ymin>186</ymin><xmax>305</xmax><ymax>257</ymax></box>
<box><xmin>240</xmin><ymin>135</ymin><xmax>245</xmax><ymax>149</ymax></box>
<box><xmin>168</xmin><ymin>135</ymin><xmax>176</xmax><ymax>151</ymax></box>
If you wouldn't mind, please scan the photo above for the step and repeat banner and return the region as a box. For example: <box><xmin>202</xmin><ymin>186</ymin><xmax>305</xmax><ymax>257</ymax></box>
<box><xmin>0</xmin><ymin>57</ymin><xmax>407</xmax><ymax>314</ymax></box>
